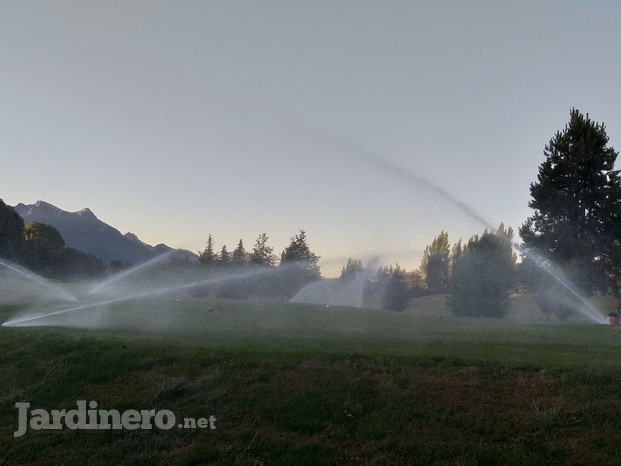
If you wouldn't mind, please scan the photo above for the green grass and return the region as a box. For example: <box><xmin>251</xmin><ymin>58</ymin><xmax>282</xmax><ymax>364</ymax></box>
<box><xmin>1</xmin><ymin>295</ymin><xmax>621</xmax><ymax>465</ymax></box>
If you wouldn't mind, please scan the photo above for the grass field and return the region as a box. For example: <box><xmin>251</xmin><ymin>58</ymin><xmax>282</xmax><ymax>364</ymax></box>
<box><xmin>1</xmin><ymin>292</ymin><xmax>621</xmax><ymax>465</ymax></box>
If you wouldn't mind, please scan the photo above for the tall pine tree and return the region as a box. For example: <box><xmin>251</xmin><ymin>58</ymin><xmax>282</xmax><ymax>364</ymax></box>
<box><xmin>279</xmin><ymin>230</ymin><xmax>321</xmax><ymax>296</ymax></box>
<box><xmin>249</xmin><ymin>233</ymin><xmax>276</xmax><ymax>266</ymax></box>
<box><xmin>198</xmin><ymin>234</ymin><xmax>217</xmax><ymax>266</ymax></box>
<box><xmin>232</xmin><ymin>239</ymin><xmax>248</xmax><ymax>267</ymax></box>
<box><xmin>383</xmin><ymin>265</ymin><xmax>409</xmax><ymax>311</ymax></box>
<box><xmin>519</xmin><ymin>109</ymin><xmax>621</xmax><ymax>296</ymax></box>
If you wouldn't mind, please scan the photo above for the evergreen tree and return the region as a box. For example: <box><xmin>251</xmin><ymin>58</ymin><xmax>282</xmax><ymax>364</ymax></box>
<box><xmin>368</xmin><ymin>265</ymin><xmax>391</xmax><ymax>297</ymax></box>
<box><xmin>0</xmin><ymin>199</ymin><xmax>25</xmax><ymax>262</ymax></box>
<box><xmin>519</xmin><ymin>108</ymin><xmax>621</xmax><ymax>296</ymax></box>
<box><xmin>231</xmin><ymin>239</ymin><xmax>248</xmax><ymax>267</ymax></box>
<box><xmin>216</xmin><ymin>241</ymin><xmax>251</xmax><ymax>299</ymax></box>
<box><xmin>279</xmin><ymin>230</ymin><xmax>321</xmax><ymax>296</ymax></box>
<box><xmin>383</xmin><ymin>265</ymin><xmax>409</xmax><ymax>311</ymax></box>
<box><xmin>449</xmin><ymin>226</ymin><xmax>516</xmax><ymax>318</ymax></box>
<box><xmin>198</xmin><ymin>234</ymin><xmax>217</xmax><ymax>266</ymax></box>
<box><xmin>340</xmin><ymin>258</ymin><xmax>363</xmax><ymax>280</ymax></box>
<box><xmin>249</xmin><ymin>233</ymin><xmax>276</xmax><ymax>266</ymax></box>
<box><xmin>246</xmin><ymin>233</ymin><xmax>277</xmax><ymax>297</ymax></box>
<box><xmin>218</xmin><ymin>245</ymin><xmax>230</xmax><ymax>267</ymax></box>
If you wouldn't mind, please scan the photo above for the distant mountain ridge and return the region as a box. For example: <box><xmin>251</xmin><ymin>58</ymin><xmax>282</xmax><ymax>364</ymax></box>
<box><xmin>14</xmin><ymin>201</ymin><xmax>196</xmax><ymax>265</ymax></box>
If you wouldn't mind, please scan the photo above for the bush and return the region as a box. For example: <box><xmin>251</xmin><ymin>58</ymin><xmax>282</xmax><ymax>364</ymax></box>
<box><xmin>448</xmin><ymin>231</ymin><xmax>515</xmax><ymax>317</ymax></box>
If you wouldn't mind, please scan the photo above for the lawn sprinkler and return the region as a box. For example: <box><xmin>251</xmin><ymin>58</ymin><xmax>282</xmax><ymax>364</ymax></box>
<box><xmin>607</xmin><ymin>298</ymin><xmax>621</xmax><ymax>325</ymax></box>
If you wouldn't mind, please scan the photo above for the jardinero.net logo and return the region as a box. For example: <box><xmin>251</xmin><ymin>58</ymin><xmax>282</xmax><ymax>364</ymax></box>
<box><xmin>14</xmin><ymin>401</ymin><xmax>216</xmax><ymax>437</ymax></box>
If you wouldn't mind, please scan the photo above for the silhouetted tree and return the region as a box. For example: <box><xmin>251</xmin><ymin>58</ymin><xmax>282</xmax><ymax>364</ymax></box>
<box><xmin>449</xmin><ymin>227</ymin><xmax>516</xmax><ymax>318</ymax></box>
<box><xmin>340</xmin><ymin>258</ymin><xmax>363</xmax><ymax>280</ymax></box>
<box><xmin>23</xmin><ymin>221</ymin><xmax>65</xmax><ymax>277</ymax></box>
<box><xmin>249</xmin><ymin>233</ymin><xmax>277</xmax><ymax>266</ymax></box>
<box><xmin>198</xmin><ymin>234</ymin><xmax>217</xmax><ymax>266</ymax></box>
<box><xmin>0</xmin><ymin>199</ymin><xmax>25</xmax><ymax>262</ymax></box>
<box><xmin>60</xmin><ymin>248</ymin><xmax>105</xmax><ymax>281</ymax></box>
<box><xmin>450</xmin><ymin>239</ymin><xmax>463</xmax><ymax>277</ymax></box>
<box><xmin>246</xmin><ymin>233</ymin><xmax>278</xmax><ymax>297</ymax></box>
<box><xmin>368</xmin><ymin>265</ymin><xmax>391</xmax><ymax>298</ymax></box>
<box><xmin>404</xmin><ymin>269</ymin><xmax>427</xmax><ymax>298</ymax></box>
<box><xmin>279</xmin><ymin>230</ymin><xmax>321</xmax><ymax>297</ymax></box>
<box><xmin>534</xmin><ymin>273</ymin><xmax>577</xmax><ymax>320</ymax></box>
<box><xmin>383</xmin><ymin>265</ymin><xmax>409</xmax><ymax>311</ymax></box>
<box><xmin>20</xmin><ymin>221</ymin><xmax>104</xmax><ymax>280</ymax></box>
<box><xmin>231</xmin><ymin>239</ymin><xmax>248</xmax><ymax>267</ymax></box>
<box><xmin>215</xmin><ymin>243</ymin><xmax>251</xmax><ymax>297</ymax></box>
<box><xmin>420</xmin><ymin>231</ymin><xmax>450</xmax><ymax>293</ymax></box>
<box><xmin>218</xmin><ymin>245</ymin><xmax>230</xmax><ymax>267</ymax></box>
<box><xmin>520</xmin><ymin>108</ymin><xmax>621</xmax><ymax>297</ymax></box>
<box><xmin>515</xmin><ymin>255</ymin><xmax>539</xmax><ymax>294</ymax></box>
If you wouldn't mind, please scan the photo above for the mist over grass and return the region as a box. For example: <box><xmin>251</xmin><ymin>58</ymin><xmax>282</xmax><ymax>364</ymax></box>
<box><xmin>1</xmin><ymin>294</ymin><xmax>619</xmax><ymax>367</ymax></box>
<box><xmin>1</xmin><ymin>297</ymin><xmax>621</xmax><ymax>465</ymax></box>
<box><xmin>2</xmin><ymin>269</ymin><xmax>620</xmax><ymax>464</ymax></box>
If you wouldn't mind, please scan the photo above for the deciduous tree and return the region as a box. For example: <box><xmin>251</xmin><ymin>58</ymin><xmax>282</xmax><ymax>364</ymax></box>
<box><xmin>0</xmin><ymin>199</ymin><xmax>25</xmax><ymax>262</ymax></box>
<box><xmin>420</xmin><ymin>231</ymin><xmax>450</xmax><ymax>293</ymax></box>
<box><xmin>23</xmin><ymin>221</ymin><xmax>65</xmax><ymax>276</ymax></box>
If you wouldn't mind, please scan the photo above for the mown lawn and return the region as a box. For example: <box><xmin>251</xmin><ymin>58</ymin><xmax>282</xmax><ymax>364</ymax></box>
<box><xmin>1</xmin><ymin>297</ymin><xmax>621</xmax><ymax>465</ymax></box>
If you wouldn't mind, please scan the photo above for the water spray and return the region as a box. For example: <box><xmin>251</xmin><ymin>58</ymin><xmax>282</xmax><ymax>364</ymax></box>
<box><xmin>2</xmin><ymin>263</ymin><xmax>302</xmax><ymax>327</ymax></box>
<box><xmin>290</xmin><ymin>257</ymin><xmax>378</xmax><ymax>308</ymax></box>
<box><xmin>532</xmin><ymin>257</ymin><xmax>609</xmax><ymax>325</ymax></box>
<box><xmin>88</xmin><ymin>250</ymin><xmax>176</xmax><ymax>295</ymax></box>
<box><xmin>325</xmin><ymin>137</ymin><xmax>608</xmax><ymax>324</ymax></box>
<box><xmin>0</xmin><ymin>258</ymin><xmax>78</xmax><ymax>302</ymax></box>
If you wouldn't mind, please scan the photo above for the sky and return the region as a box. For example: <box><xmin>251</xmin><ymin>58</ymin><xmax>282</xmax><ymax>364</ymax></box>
<box><xmin>1</xmin><ymin>1</ymin><xmax>620</xmax><ymax>276</ymax></box>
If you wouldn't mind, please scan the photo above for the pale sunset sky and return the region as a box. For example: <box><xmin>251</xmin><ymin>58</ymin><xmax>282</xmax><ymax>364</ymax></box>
<box><xmin>1</xmin><ymin>1</ymin><xmax>620</xmax><ymax>275</ymax></box>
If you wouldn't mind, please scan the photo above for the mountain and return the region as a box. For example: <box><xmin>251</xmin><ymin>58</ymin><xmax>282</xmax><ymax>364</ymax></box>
<box><xmin>124</xmin><ymin>232</ymin><xmax>198</xmax><ymax>262</ymax></box>
<box><xmin>14</xmin><ymin>201</ymin><xmax>196</xmax><ymax>265</ymax></box>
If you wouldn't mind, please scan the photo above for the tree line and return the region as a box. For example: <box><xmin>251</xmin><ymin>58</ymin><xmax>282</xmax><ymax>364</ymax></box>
<box><xmin>334</xmin><ymin>224</ymin><xmax>516</xmax><ymax>314</ymax></box>
<box><xmin>1</xmin><ymin>108</ymin><xmax>619</xmax><ymax>318</ymax></box>
<box><xmin>367</xmin><ymin>108</ymin><xmax>621</xmax><ymax>318</ymax></box>
<box><xmin>189</xmin><ymin>230</ymin><xmax>322</xmax><ymax>299</ymax></box>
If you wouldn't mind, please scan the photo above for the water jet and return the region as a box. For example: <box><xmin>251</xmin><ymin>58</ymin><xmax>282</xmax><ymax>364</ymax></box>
<box><xmin>0</xmin><ymin>258</ymin><xmax>78</xmax><ymax>302</ymax></box>
<box><xmin>88</xmin><ymin>250</ymin><xmax>176</xmax><ymax>295</ymax></box>
<box><xmin>290</xmin><ymin>259</ymin><xmax>376</xmax><ymax>308</ymax></box>
<box><xmin>2</xmin><ymin>263</ymin><xmax>300</xmax><ymax>328</ymax></box>
<box><xmin>334</xmin><ymin>139</ymin><xmax>609</xmax><ymax>324</ymax></box>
